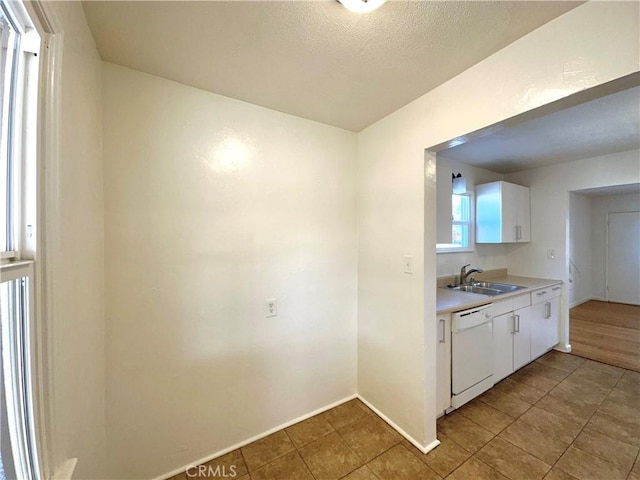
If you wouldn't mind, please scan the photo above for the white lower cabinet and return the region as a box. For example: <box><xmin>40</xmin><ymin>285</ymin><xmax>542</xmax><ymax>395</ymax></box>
<box><xmin>442</xmin><ymin>283</ymin><xmax>563</xmax><ymax>414</ymax></box>
<box><xmin>436</xmin><ymin>313</ymin><xmax>451</xmax><ymax>416</ymax></box>
<box><xmin>492</xmin><ymin>295</ymin><xmax>533</xmax><ymax>381</ymax></box>
<box><xmin>531</xmin><ymin>286</ymin><xmax>562</xmax><ymax>358</ymax></box>
<box><xmin>513</xmin><ymin>304</ymin><xmax>534</xmax><ymax>370</ymax></box>
<box><xmin>492</xmin><ymin>285</ymin><xmax>562</xmax><ymax>383</ymax></box>
<box><xmin>492</xmin><ymin>311</ymin><xmax>514</xmax><ymax>383</ymax></box>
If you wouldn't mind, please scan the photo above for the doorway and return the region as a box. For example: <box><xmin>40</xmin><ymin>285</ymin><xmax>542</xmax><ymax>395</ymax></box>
<box><xmin>568</xmin><ymin>185</ymin><xmax>640</xmax><ymax>371</ymax></box>
<box><xmin>607</xmin><ymin>211</ymin><xmax>640</xmax><ymax>305</ymax></box>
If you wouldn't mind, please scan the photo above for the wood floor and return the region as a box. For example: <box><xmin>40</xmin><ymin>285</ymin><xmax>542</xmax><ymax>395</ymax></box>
<box><xmin>570</xmin><ymin>300</ymin><xmax>640</xmax><ymax>372</ymax></box>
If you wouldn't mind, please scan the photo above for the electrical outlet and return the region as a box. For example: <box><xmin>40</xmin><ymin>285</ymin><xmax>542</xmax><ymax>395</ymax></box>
<box><xmin>266</xmin><ymin>298</ymin><xmax>277</xmax><ymax>317</ymax></box>
<box><xmin>547</xmin><ymin>249</ymin><xmax>556</xmax><ymax>260</ymax></box>
<box><xmin>403</xmin><ymin>255</ymin><xmax>414</xmax><ymax>274</ymax></box>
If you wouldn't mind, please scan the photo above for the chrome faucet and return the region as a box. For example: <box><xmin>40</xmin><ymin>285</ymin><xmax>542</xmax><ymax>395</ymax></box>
<box><xmin>459</xmin><ymin>264</ymin><xmax>484</xmax><ymax>285</ymax></box>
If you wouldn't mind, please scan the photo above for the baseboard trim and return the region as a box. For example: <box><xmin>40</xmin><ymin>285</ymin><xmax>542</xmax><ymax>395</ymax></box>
<box><xmin>554</xmin><ymin>343</ymin><xmax>572</xmax><ymax>353</ymax></box>
<box><xmin>356</xmin><ymin>395</ymin><xmax>440</xmax><ymax>454</ymax></box>
<box><xmin>569</xmin><ymin>297</ymin><xmax>591</xmax><ymax>308</ymax></box>
<box><xmin>52</xmin><ymin>458</ymin><xmax>77</xmax><ymax>480</ymax></box>
<box><xmin>155</xmin><ymin>394</ymin><xmax>358</xmax><ymax>480</ymax></box>
<box><xmin>570</xmin><ymin>296</ymin><xmax>606</xmax><ymax>308</ymax></box>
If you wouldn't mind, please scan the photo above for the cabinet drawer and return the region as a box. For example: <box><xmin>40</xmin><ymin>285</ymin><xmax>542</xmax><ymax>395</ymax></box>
<box><xmin>492</xmin><ymin>298</ymin><xmax>514</xmax><ymax>317</ymax></box>
<box><xmin>531</xmin><ymin>285</ymin><xmax>562</xmax><ymax>304</ymax></box>
<box><xmin>512</xmin><ymin>292</ymin><xmax>531</xmax><ymax>311</ymax></box>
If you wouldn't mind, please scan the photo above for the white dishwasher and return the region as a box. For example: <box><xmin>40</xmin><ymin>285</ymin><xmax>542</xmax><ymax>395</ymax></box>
<box><xmin>451</xmin><ymin>303</ymin><xmax>494</xmax><ymax>409</ymax></box>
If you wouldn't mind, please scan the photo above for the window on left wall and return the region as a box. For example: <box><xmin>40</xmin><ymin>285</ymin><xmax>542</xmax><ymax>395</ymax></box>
<box><xmin>1</xmin><ymin>0</ymin><xmax>39</xmax><ymax>260</ymax></box>
<box><xmin>0</xmin><ymin>0</ymin><xmax>41</xmax><ymax>478</ymax></box>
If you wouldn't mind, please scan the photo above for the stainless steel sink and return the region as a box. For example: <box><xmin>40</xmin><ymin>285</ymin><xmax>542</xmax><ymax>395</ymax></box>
<box><xmin>449</xmin><ymin>282</ymin><xmax>525</xmax><ymax>296</ymax></box>
<box><xmin>452</xmin><ymin>285</ymin><xmax>502</xmax><ymax>295</ymax></box>
<box><xmin>472</xmin><ymin>282</ymin><xmax>526</xmax><ymax>293</ymax></box>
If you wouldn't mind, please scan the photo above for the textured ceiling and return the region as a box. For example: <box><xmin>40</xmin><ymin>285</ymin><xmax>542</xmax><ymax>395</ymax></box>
<box><xmin>438</xmin><ymin>87</ymin><xmax>640</xmax><ymax>173</ymax></box>
<box><xmin>82</xmin><ymin>1</ymin><xmax>580</xmax><ymax>132</ymax></box>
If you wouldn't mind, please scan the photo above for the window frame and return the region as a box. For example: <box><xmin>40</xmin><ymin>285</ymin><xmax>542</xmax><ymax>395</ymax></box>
<box><xmin>436</xmin><ymin>191</ymin><xmax>475</xmax><ymax>254</ymax></box>
<box><xmin>1</xmin><ymin>261</ymin><xmax>39</xmax><ymax>480</ymax></box>
<box><xmin>1</xmin><ymin>0</ymin><xmax>38</xmax><ymax>261</ymax></box>
<box><xmin>0</xmin><ymin>1</ymin><xmax>44</xmax><ymax>478</ymax></box>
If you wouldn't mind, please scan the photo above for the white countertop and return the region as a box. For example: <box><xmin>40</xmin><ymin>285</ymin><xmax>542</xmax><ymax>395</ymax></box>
<box><xmin>436</xmin><ymin>275</ymin><xmax>562</xmax><ymax>314</ymax></box>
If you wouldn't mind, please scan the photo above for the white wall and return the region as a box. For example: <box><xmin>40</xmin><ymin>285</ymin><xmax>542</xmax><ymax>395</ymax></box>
<box><xmin>44</xmin><ymin>2</ymin><xmax>107</xmax><ymax>478</ymax></box>
<box><xmin>102</xmin><ymin>64</ymin><xmax>358</xmax><ymax>479</ymax></box>
<box><xmin>569</xmin><ymin>193</ymin><xmax>593</xmax><ymax>307</ymax></box>
<box><xmin>436</xmin><ymin>158</ymin><xmax>507</xmax><ymax>276</ymax></box>
<box><xmin>357</xmin><ymin>1</ymin><xmax>639</xmax><ymax>451</ymax></box>
<box><xmin>506</xmin><ymin>150</ymin><xmax>640</xmax><ymax>348</ymax></box>
<box><xmin>591</xmin><ymin>192</ymin><xmax>640</xmax><ymax>300</ymax></box>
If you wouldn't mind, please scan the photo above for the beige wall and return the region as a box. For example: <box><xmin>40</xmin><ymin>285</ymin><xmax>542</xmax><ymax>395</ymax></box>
<box><xmin>45</xmin><ymin>2</ymin><xmax>106</xmax><ymax>478</ymax></box>
<box><xmin>569</xmin><ymin>192</ymin><xmax>593</xmax><ymax>307</ymax></box>
<box><xmin>357</xmin><ymin>2</ymin><xmax>639</xmax><ymax>450</ymax></box>
<box><xmin>102</xmin><ymin>64</ymin><xmax>358</xmax><ymax>479</ymax></box>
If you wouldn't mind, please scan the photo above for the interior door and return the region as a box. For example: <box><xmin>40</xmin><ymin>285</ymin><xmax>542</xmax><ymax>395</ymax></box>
<box><xmin>607</xmin><ymin>211</ymin><xmax>640</xmax><ymax>305</ymax></box>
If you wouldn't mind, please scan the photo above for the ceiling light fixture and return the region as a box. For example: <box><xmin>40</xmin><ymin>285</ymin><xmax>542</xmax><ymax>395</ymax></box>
<box><xmin>338</xmin><ymin>0</ymin><xmax>386</xmax><ymax>14</ymax></box>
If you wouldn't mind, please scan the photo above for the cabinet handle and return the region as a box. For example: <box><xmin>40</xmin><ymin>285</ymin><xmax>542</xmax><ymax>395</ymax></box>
<box><xmin>536</xmin><ymin>291</ymin><xmax>547</xmax><ymax>296</ymax></box>
<box><xmin>545</xmin><ymin>301</ymin><xmax>551</xmax><ymax>319</ymax></box>
<box><xmin>515</xmin><ymin>225</ymin><xmax>522</xmax><ymax>241</ymax></box>
<box><xmin>511</xmin><ymin>314</ymin><xmax>517</xmax><ymax>334</ymax></box>
<box><xmin>514</xmin><ymin>314</ymin><xmax>520</xmax><ymax>333</ymax></box>
<box><xmin>439</xmin><ymin>319</ymin><xmax>446</xmax><ymax>343</ymax></box>
<box><xmin>552</xmin><ymin>286</ymin><xmax>561</xmax><ymax>291</ymax></box>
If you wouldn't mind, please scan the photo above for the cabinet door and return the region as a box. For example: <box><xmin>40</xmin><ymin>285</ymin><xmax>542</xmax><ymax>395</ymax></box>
<box><xmin>476</xmin><ymin>182</ymin><xmax>504</xmax><ymax>243</ymax></box>
<box><xmin>501</xmin><ymin>182</ymin><xmax>518</xmax><ymax>243</ymax></box>
<box><xmin>516</xmin><ymin>185</ymin><xmax>531</xmax><ymax>242</ymax></box>
<box><xmin>436</xmin><ymin>315</ymin><xmax>451</xmax><ymax>416</ymax></box>
<box><xmin>531</xmin><ymin>296</ymin><xmax>561</xmax><ymax>359</ymax></box>
<box><xmin>493</xmin><ymin>312</ymin><xmax>515</xmax><ymax>383</ymax></box>
<box><xmin>530</xmin><ymin>301</ymin><xmax>547</xmax><ymax>359</ymax></box>
<box><xmin>544</xmin><ymin>296</ymin><xmax>560</xmax><ymax>352</ymax></box>
<box><xmin>513</xmin><ymin>305</ymin><xmax>533</xmax><ymax>370</ymax></box>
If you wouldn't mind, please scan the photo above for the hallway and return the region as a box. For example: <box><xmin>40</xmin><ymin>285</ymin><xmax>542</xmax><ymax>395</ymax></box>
<box><xmin>570</xmin><ymin>301</ymin><xmax>640</xmax><ymax>372</ymax></box>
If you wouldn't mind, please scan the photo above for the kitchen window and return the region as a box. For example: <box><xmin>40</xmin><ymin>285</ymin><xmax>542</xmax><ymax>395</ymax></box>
<box><xmin>436</xmin><ymin>192</ymin><xmax>474</xmax><ymax>253</ymax></box>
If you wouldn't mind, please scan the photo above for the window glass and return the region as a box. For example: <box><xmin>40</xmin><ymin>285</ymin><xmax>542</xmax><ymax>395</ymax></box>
<box><xmin>452</xmin><ymin>194</ymin><xmax>469</xmax><ymax>223</ymax></box>
<box><xmin>437</xmin><ymin>192</ymin><xmax>474</xmax><ymax>253</ymax></box>
<box><xmin>451</xmin><ymin>224</ymin><xmax>469</xmax><ymax>247</ymax></box>
<box><xmin>0</xmin><ymin>9</ymin><xmax>18</xmax><ymax>252</ymax></box>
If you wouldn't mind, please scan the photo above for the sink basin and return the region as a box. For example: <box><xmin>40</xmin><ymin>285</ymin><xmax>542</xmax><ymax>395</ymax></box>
<box><xmin>471</xmin><ymin>282</ymin><xmax>526</xmax><ymax>293</ymax></box>
<box><xmin>449</xmin><ymin>282</ymin><xmax>525</xmax><ymax>296</ymax></box>
<box><xmin>451</xmin><ymin>285</ymin><xmax>502</xmax><ymax>295</ymax></box>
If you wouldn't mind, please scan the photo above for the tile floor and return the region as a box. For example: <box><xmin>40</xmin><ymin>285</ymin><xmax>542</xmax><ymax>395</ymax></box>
<box><xmin>170</xmin><ymin>351</ymin><xmax>640</xmax><ymax>480</ymax></box>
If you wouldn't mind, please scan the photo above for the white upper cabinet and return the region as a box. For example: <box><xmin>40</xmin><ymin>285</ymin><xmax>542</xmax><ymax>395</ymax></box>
<box><xmin>475</xmin><ymin>181</ymin><xmax>530</xmax><ymax>243</ymax></box>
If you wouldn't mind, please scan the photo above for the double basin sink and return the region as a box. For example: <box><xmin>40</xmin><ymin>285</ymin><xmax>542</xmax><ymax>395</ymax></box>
<box><xmin>449</xmin><ymin>281</ymin><xmax>525</xmax><ymax>297</ymax></box>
